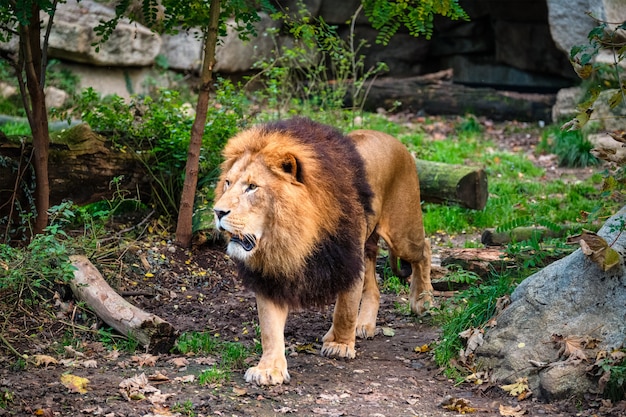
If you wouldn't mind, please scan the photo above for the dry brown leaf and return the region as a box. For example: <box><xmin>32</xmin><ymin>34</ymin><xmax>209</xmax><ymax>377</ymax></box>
<box><xmin>608</xmin><ymin>130</ymin><xmax>626</xmax><ymax>144</ymax></box>
<box><xmin>148</xmin><ymin>392</ymin><xmax>176</xmax><ymax>405</ymax></box>
<box><xmin>501</xmin><ymin>377</ymin><xmax>531</xmax><ymax>399</ymax></box>
<box><xmin>499</xmin><ymin>404</ymin><xmax>526</xmax><ymax>416</ymax></box>
<box><xmin>167</xmin><ymin>357</ymin><xmax>189</xmax><ymax>368</ymax></box>
<box><xmin>173</xmin><ymin>374</ymin><xmax>195</xmax><ymax>383</ymax></box>
<box><xmin>131</xmin><ymin>353</ymin><xmax>159</xmax><ymax>367</ymax></box>
<box><xmin>148</xmin><ymin>371</ymin><xmax>169</xmax><ymax>382</ymax></box>
<box><xmin>459</xmin><ymin>327</ymin><xmax>484</xmax><ymax>359</ymax></box>
<box><xmin>194</xmin><ymin>356</ymin><xmax>217</xmax><ymax>365</ymax></box>
<box><xmin>60</xmin><ymin>373</ymin><xmax>90</xmax><ymax>394</ymax></box>
<box><xmin>440</xmin><ymin>396</ymin><xmax>476</xmax><ymax>413</ymax></box>
<box><xmin>64</xmin><ymin>346</ymin><xmax>85</xmax><ymax>358</ymax></box>
<box><xmin>82</xmin><ymin>359</ymin><xmax>98</xmax><ymax>369</ymax></box>
<box><xmin>33</xmin><ymin>354</ymin><xmax>58</xmax><ymax>367</ymax></box>
<box><xmin>567</xmin><ymin>231</ymin><xmax>621</xmax><ymax>271</ymax></box>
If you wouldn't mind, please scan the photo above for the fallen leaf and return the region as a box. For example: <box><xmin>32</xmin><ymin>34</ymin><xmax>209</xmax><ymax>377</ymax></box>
<box><xmin>459</xmin><ymin>327</ymin><xmax>484</xmax><ymax>358</ymax></box>
<box><xmin>148</xmin><ymin>371</ymin><xmax>169</xmax><ymax>382</ymax></box>
<box><xmin>382</xmin><ymin>327</ymin><xmax>395</xmax><ymax>337</ymax></box>
<box><xmin>82</xmin><ymin>359</ymin><xmax>98</xmax><ymax>368</ymax></box>
<box><xmin>499</xmin><ymin>404</ymin><xmax>526</xmax><ymax>416</ymax></box>
<box><xmin>414</xmin><ymin>344</ymin><xmax>430</xmax><ymax>353</ymax></box>
<box><xmin>64</xmin><ymin>346</ymin><xmax>85</xmax><ymax>358</ymax></box>
<box><xmin>440</xmin><ymin>396</ymin><xmax>476</xmax><ymax>413</ymax></box>
<box><xmin>501</xmin><ymin>377</ymin><xmax>531</xmax><ymax>399</ymax></box>
<box><xmin>60</xmin><ymin>373</ymin><xmax>90</xmax><ymax>394</ymax></box>
<box><xmin>167</xmin><ymin>357</ymin><xmax>189</xmax><ymax>368</ymax></box>
<box><xmin>173</xmin><ymin>375</ymin><xmax>195</xmax><ymax>383</ymax></box>
<box><xmin>33</xmin><ymin>354</ymin><xmax>58</xmax><ymax>367</ymax></box>
<box><xmin>148</xmin><ymin>392</ymin><xmax>176</xmax><ymax>405</ymax></box>
<box><xmin>131</xmin><ymin>353</ymin><xmax>159</xmax><ymax>367</ymax></box>
<box><xmin>194</xmin><ymin>356</ymin><xmax>217</xmax><ymax>365</ymax></box>
<box><xmin>551</xmin><ymin>334</ymin><xmax>592</xmax><ymax>362</ymax></box>
<box><xmin>567</xmin><ymin>231</ymin><xmax>621</xmax><ymax>271</ymax></box>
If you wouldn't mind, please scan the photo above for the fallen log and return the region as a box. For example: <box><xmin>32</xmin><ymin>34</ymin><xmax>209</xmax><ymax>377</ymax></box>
<box><xmin>439</xmin><ymin>247</ymin><xmax>512</xmax><ymax>278</ymax></box>
<box><xmin>416</xmin><ymin>159</ymin><xmax>488</xmax><ymax>210</ymax></box>
<box><xmin>69</xmin><ymin>255</ymin><xmax>178</xmax><ymax>353</ymax></box>
<box><xmin>481</xmin><ymin>225</ymin><xmax>590</xmax><ymax>246</ymax></box>
<box><xmin>363</xmin><ymin>71</ymin><xmax>555</xmax><ymax>122</ymax></box>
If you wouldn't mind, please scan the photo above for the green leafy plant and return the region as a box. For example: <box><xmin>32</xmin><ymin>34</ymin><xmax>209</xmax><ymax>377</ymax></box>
<box><xmin>362</xmin><ymin>0</ymin><xmax>469</xmax><ymax>45</ymax></box>
<box><xmin>0</xmin><ymin>121</ymin><xmax>31</xmax><ymax>135</ymax></box>
<box><xmin>540</xmin><ymin>126</ymin><xmax>600</xmax><ymax>168</ymax></box>
<box><xmin>0</xmin><ymin>390</ymin><xmax>14</xmax><ymax>410</ymax></box>
<box><xmin>564</xmin><ymin>16</ymin><xmax>626</xmax><ymax>131</ymax></box>
<box><xmin>198</xmin><ymin>366</ymin><xmax>230</xmax><ymax>385</ymax></box>
<box><xmin>0</xmin><ymin>202</ymin><xmax>76</xmax><ymax>302</ymax></box>
<box><xmin>175</xmin><ymin>331</ymin><xmax>222</xmax><ymax>355</ymax></box>
<box><xmin>172</xmin><ymin>400</ymin><xmax>196</xmax><ymax>417</ymax></box>
<box><xmin>75</xmin><ymin>81</ymin><xmax>248</xmax><ymax>215</ymax></box>
<box><xmin>432</xmin><ymin>272</ymin><xmax>514</xmax><ymax>380</ymax></box>
<box><xmin>97</xmin><ymin>327</ymin><xmax>140</xmax><ymax>353</ymax></box>
<box><xmin>175</xmin><ymin>331</ymin><xmax>252</xmax><ymax>384</ymax></box>
<box><xmin>250</xmin><ymin>2</ymin><xmax>387</xmax><ymax>118</ymax></box>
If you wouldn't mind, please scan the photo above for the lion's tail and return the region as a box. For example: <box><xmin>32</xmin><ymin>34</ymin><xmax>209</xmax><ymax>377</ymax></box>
<box><xmin>389</xmin><ymin>254</ymin><xmax>412</xmax><ymax>278</ymax></box>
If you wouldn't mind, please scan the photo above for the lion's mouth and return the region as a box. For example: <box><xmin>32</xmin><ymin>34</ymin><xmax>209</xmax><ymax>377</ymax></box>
<box><xmin>230</xmin><ymin>234</ymin><xmax>257</xmax><ymax>252</ymax></box>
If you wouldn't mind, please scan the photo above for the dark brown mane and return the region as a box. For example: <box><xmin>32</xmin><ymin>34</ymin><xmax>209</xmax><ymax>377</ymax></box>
<box><xmin>235</xmin><ymin>117</ymin><xmax>374</xmax><ymax>309</ymax></box>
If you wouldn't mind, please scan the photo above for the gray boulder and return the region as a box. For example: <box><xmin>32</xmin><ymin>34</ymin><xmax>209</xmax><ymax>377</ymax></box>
<box><xmin>46</xmin><ymin>0</ymin><xmax>161</xmax><ymax>66</ymax></box>
<box><xmin>475</xmin><ymin>206</ymin><xmax>626</xmax><ymax>400</ymax></box>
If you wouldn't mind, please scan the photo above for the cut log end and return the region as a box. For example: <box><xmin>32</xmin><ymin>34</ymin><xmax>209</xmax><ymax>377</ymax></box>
<box><xmin>69</xmin><ymin>255</ymin><xmax>178</xmax><ymax>353</ymax></box>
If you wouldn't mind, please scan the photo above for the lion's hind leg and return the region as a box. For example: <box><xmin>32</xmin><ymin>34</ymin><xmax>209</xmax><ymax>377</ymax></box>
<box><xmin>356</xmin><ymin>232</ymin><xmax>380</xmax><ymax>339</ymax></box>
<box><xmin>382</xmin><ymin>229</ymin><xmax>434</xmax><ymax>315</ymax></box>
<box><xmin>408</xmin><ymin>238</ymin><xmax>434</xmax><ymax>315</ymax></box>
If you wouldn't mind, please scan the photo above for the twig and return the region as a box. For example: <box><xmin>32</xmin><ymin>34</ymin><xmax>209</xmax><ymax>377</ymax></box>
<box><xmin>98</xmin><ymin>209</ymin><xmax>155</xmax><ymax>244</ymax></box>
<box><xmin>0</xmin><ymin>331</ymin><xmax>24</xmax><ymax>358</ymax></box>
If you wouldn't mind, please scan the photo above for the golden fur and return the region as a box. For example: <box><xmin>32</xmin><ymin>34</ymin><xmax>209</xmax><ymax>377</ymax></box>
<box><xmin>213</xmin><ymin>118</ymin><xmax>433</xmax><ymax>385</ymax></box>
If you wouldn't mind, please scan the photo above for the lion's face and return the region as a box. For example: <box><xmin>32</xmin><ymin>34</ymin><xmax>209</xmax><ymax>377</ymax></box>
<box><xmin>213</xmin><ymin>124</ymin><xmax>356</xmax><ymax>278</ymax></box>
<box><xmin>213</xmin><ymin>155</ymin><xmax>273</xmax><ymax>262</ymax></box>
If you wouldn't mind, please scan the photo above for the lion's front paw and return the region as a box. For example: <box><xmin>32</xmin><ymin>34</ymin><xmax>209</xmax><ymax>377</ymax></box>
<box><xmin>410</xmin><ymin>290</ymin><xmax>434</xmax><ymax>315</ymax></box>
<box><xmin>244</xmin><ymin>365</ymin><xmax>290</xmax><ymax>386</ymax></box>
<box><xmin>321</xmin><ymin>341</ymin><xmax>356</xmax><ymax>359</ymax></box>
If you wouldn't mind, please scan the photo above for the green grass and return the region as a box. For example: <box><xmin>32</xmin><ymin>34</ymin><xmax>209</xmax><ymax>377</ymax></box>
<box><xmin>0</xmin><ymin>121</ymin><xmax>31</xmax><ymax>135</ymax></box>
<box><xmin>175</xmin><ymin>331</ymin><xmax>253</xmax><ymax>385</ymax></box>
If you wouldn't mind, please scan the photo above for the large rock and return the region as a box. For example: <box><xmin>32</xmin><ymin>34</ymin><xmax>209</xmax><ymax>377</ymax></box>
<box><xmin>213</xmin><ymin>14</ymin><xmax>280</xmax><ymax>74</ymax></box>
<box><xmin>475</xmin><ymin>206</ymin><xmax>626</xmax><ymax>400</ymax></box>
<box><xmin>46</xmin><ymin>0</ymin><xmax>161</xmax><ymax>66</ymax></box>
<box><xmin>160</xmin><ymin>29</ymin><xmax>204</xmax><ymax>72</ymax></box>
<box><xmin>546</xmin><ymin>0</ymin><xmax>604</xmax><ymax>56</ymax></box>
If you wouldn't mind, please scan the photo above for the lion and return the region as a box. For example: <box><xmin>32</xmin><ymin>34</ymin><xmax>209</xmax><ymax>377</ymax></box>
<box><xmin>213</xmin><ymin>117</ymin><xmax>433</xmax><ymax>386</ymax></box>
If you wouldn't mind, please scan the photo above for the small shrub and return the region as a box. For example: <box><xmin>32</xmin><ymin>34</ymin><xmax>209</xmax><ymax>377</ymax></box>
<box><xmin>542</xmin><ymin>127</ymin><xmax>600</xmax><ymax>168</ymax></box>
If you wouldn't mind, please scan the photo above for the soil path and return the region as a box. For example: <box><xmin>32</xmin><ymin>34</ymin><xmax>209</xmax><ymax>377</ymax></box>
<box><xmin>0</xmin><ymin>244</ymin><xmax>592</xmax><ymax>417</ymax></box>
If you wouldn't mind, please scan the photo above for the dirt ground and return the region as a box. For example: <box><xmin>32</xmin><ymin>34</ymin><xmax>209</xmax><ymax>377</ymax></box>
<box><xmin>0</xmin><ymin>118</ymin><xmax>620</xmax><ymax>416</ymax></box>
<box><xmin>0</xmin><ymin>242</ymin><xmax>607</xmax><ymax>417</ymax></box>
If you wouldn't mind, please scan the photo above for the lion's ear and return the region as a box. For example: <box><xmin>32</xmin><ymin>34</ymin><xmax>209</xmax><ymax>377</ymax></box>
<box><xmin>270</xmin><ymin>153</ymin><xmax>302</xmax><ymax>183</ymax></box>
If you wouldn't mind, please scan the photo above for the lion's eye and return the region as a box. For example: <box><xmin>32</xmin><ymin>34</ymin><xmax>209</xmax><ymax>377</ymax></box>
<box><xmin>224</xmin><ymin>179</ymin><xmax>231</xmax><ymax>189</ymax></box>
<box><xmin>246</xmin><ymin>183</ymin><xmax>258</xmax><ymax>192</ymax></box>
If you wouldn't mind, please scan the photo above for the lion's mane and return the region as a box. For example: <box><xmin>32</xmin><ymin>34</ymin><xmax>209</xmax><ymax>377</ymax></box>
<box><xmin>218</xmin><ymin>118</ymin><xmax>374</xmax><ymax>309</ymax></box>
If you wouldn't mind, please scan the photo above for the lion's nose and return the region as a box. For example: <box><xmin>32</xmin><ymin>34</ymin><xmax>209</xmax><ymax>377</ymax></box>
<box><xmin>214</xmin><ymin>209</ymin><xmax>230</xmax><ymax>220</ymax></box>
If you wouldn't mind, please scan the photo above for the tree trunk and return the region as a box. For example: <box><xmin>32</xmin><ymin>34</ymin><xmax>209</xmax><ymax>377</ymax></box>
<box><xmin>363</xmin><ymin>72</ymin><xmax>556</xmax><ymax>122</ymax></box>
<box><xmin>175</xmin><ymin>0</ymin><xmax>221</xmax><ymax>248</ymax></box>
<box><xmin>69</xmin><ymin>255</ymin><xmax>178</xmax><ymax>353</ymax></box>
<box><xmin>415</xmin><ymin>159</ymin><xmax>488</xmax><ymax>210</ymax></box>
<box><xmin>19</xmin><ymin>4</ymin><xmax>50</xmax><ymax>235</ymax></box>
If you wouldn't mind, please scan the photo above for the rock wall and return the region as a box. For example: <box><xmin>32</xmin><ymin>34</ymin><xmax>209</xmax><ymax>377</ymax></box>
<box><xmin>0</xmin><ymin>0</ymin><xmax>622</xmax><ymax>113</ymax></box>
